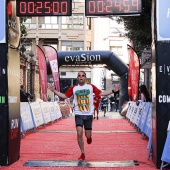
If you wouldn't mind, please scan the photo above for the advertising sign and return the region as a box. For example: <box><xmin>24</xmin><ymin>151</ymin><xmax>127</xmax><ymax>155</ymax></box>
<box><xmin>20</xmin><ymin>102</ymin><xmax>34</xmax><ymax>132</ymax></box>
<box><xmin>157</xmin><ymin>0</ymin><xmax>170</xmax><ymax>41</ymax></box>
<box><xmin>0</xmin><ymin>0</ymin><xmax>6</xmax><ymax>43</ymax></box>
<box><xmin>161</xmin><ymin>131</ymin><xmax>170</xmax><ymax>163</ymax></box>
<box><xmin>141</xmin><ymin>49</ymin><xmax>152</xmax><ymax>69</ymax></box>
<box><xmin>30</xmin><ymin>102</ymin><xmax>44</xmax><ymax>127</ymax></box>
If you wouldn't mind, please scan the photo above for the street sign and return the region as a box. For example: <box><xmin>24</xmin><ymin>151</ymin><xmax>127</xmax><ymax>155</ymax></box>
<box><xmin>0</xmin><ymin>0</ymin><xmax>6</xmax><ymax>43</ymax></box>
<box><xmin>157</xmin><ymin>0</ymin><xmax>170</xmax><ymax>41</ymax></box>
<box><xmin>141</xmin><ymin>49</ymin><xmax>152</xmax><ymax>69</ymax></box>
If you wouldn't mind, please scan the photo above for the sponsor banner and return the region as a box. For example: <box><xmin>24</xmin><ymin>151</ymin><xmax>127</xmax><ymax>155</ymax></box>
<box><xmin>138</xmin><ymin>102</ymin><xmax>151</xmax><ymax>132</ymax></box>
<box><xmin>0</xmin><ymin>0</ymin><xmax>6</xmax><ymax>43</ymax></box>
<box><xmin>133</xmin><ymin>102</ymin><xmax>145</xmax><ymax>126</ymax></box>
<box><xmin>20</xmin><ymin>102</ymin><xmax>34</xmax><ymax>132</ymax></box>
<box><xmin>40</xmin><ymin>102</ymin><xmax>52</xmax><ymax>124</ymax></box>
<box><xmin>30</xmin><ymin>102</ymin><xmax>44</xmax><ymax>127</ymax></box>
<box><xmin>43</xmin><ymin>45</ymin><xmax>60</xmax><ymax>91</ymax></box>
<box><xmin>126</xmin><ymin>101</ymin><xmax>134</xmax><ymax>120</ymax></box>
<box><xmin>48</xmin><ymin>102</ymin><xmax>58</xmax><ymax>121</ymax></box>
<box><xmin>143</xmin><ymin>105</ymin><xmax>152</xmax><ymax>138</ymax></box>
<box><xmin>53</xmin><ymin>102</ymin><xmax>62</xmax><ymax>119</ymax></box>
<box><xmin>36</xmin><ymin>45</ymin><xmax>47</xmax><ymax>101</ymax></box>
<box><xmin>129</xmin><ymin>103</ymin><xmax>138</xmax><ymax>124</ymax></box>
<box><xmin>161</xmin><ymin>130</ymin><xmax>170</xmax><ymax>163</ymax></box>
<box><xmin>128</xmin><ymin>45</ymin><xmax>140</xmax><ymax>101</ymax></box>
<box><xmin>157</xmin><ymin>0</ymin><xmax>170</xmax><ymax>41</ymax></box>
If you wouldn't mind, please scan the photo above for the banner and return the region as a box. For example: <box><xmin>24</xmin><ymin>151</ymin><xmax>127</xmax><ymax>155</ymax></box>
<box><xmin>43</xmin><ymin>45</ymin><xmax>60</xmax><ymax>91</ymax></box>
<box><xmin>161</xmin><ymin>130</ymin><xmax>170</xmax><ymax>163</ymax></box>
<box><xmin>36</xmin><ymin>45</ymin><xmax>47</xmax><ymax>101</ymax></box>
<box><xmin>30</xmin><ymin>102</ymin><xmax>44</xmax><ymax>128</ymax></box>
<box><xmin>128</xmin><ymin>45</ymin><xmax>140</xmax><ymax>101</ymax></box>
<box><xmin>20</xmin><ymin>102</ymin><xmax>34</xmax><ymax>132</ymax></box>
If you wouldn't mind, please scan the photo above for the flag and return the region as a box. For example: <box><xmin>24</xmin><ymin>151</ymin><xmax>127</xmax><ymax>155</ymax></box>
<box><xmin>36</xmin><ymin>45</ymin><xmax>47</xmax><ymax>101</ymax></box>
<box><xmin>43</xmin><ymin>45</ymin><xmax>60</xmax><ymax>92</ymax></box>
<box><xmin>128</xmin><ymin>45</ymin><xmax>140</xmax><ymax>101</ymax></box>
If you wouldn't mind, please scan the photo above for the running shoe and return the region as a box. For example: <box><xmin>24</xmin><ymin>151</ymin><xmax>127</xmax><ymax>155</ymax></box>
<box><xmin>78</xmin><ymin>153</ymin><xmax>85</xmax><ymax>160</ymax></box>
<box><xmin>87</xmin><ymin>137</ymin><xmax>92</xmax><ymax>144</ymax></box>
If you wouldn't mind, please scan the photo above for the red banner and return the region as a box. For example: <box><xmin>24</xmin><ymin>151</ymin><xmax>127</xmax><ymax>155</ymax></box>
<box><xmin>43</xmin><ymin>45</ymin><xmax>60</xmax><ymax>92</ymax></box>
<box><xmin>128</xmin><ymin>45</ymin><xmax>140</xmax><ymax>101</ymax></box>
<box><xmin>36</xmin><ymin>45</ymin><xmax>47</xmax><ymax>101</ymax></box>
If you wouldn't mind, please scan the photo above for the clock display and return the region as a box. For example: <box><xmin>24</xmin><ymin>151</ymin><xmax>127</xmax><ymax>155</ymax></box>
<box><xmin>16</xmin><ymin>0</ymin><xmax>72</xmax><ymax>16</ymax></box>
<box><xmin>85</xmin><ymin>0</ymin><xmax>142</xmax><ymax>16</ymax></box>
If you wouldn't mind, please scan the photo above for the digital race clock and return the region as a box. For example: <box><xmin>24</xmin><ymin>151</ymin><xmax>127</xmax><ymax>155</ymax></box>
<box><xmin>16</xmin><ymin>0</ymin><xmax>72</xmax><ymax>16</ymax></box>
<box><xmin>85</xmin><ymin>0</ymin><xmax>142</xmax><ymax>16</ymax></box>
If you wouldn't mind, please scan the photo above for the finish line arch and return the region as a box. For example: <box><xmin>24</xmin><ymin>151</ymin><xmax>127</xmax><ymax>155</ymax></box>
<box><xmin>47</xmin><ymin>50</ymin><xmax>129</xmax><ymax>113</ymax></box>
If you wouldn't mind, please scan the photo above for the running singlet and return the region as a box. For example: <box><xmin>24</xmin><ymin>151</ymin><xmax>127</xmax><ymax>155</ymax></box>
<box><xmin>65</xmin><ymin>84</ymin><xmax>101</xmax><ymax>115</ymax></box>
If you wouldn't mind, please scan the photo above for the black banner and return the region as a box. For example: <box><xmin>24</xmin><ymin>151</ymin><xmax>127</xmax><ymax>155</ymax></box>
<box><xmin>46</xmin><ymin>50</ymin><xmax>129</xmax><ymax>112</ymax></box>
<box><xmin>0</xmin><ymin>44</ymin><xmax>8</xmax><ymax>165</ymax></box>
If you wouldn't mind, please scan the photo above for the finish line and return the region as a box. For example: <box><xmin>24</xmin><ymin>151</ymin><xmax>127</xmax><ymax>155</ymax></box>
<box><xmin>24</xmin><ymin>160</ymin><xmax>139</xmax><ymax>168</ymax></box>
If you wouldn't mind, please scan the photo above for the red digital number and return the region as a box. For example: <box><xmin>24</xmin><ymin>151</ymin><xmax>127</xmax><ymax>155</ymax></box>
<box><xmin>98</xmin><ymin>1</ymin><xmax>104</xmax><ymax>12</ymax></box>
<box><xmin>124</xmin><ymin>0</ymin><xmax>130</xmax><ymax>12</ymax></box>
<box><xmin>115</xmin><ymin>0</ymin><xmax>122</xmax><ymax>11</ymax></box>
<box><xmin>89</xmin><ymin>1</ymin><xmax>95</xmax><ymax>13</ymax></box>
<box><xmin>132</xmin><ymin>0</ymin><xmax>138</xmax><ymax>10</ymax></box>
<box><xmin>61</xmin><ymin>2</ymin><xmax>67</xmax><ymax>13</ymax></box>
<box><xmin>53</xmin><ymin>2</ymin><xmax>59</xmax><ymax>13</ymax></box>
<box><xmin>45</xmin><ymin>2</ymin><xmax>51</xmax><ymax>13</ymax></box>
<box><xmin>28</xmin><ymin>2</ymin><xmax>34</xmax><ymax>14</ymax></box>
<box><xmin>106</xmin><ymin>0</ymin><xmax>112</xmax><ymax>13</ymax></box>
<box><xmin>20</xmin><ymin>2</ymin><xmax>26</xmax><ymax>14</ymax></box>
<box><xmin>37</xmin><ymin>2</ymin><xmax>43</xmax><ymax>14</ymax></box>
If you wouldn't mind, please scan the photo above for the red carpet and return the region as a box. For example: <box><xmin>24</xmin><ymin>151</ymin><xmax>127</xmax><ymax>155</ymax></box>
<box><xmin>1</xmin><ymin>112</ymin><xmax>159</xmax><ymax>170</ymax></box>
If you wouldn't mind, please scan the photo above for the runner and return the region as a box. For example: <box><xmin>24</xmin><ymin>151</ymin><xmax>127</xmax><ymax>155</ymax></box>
<box><xmin>48</xmin><ymin>71</ymin><xmax>121</xmax><ymax>160</ymax></box>
<box><xmin>93</xmin><ymin>95</ymin><xmax>101</xmax><ymax>120</ymax></box>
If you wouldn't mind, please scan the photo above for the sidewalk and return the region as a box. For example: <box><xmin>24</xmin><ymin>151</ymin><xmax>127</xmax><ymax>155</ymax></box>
<box><xmin>1</xmin><ymin>111</ymin><xmax>157</xmax><ymax>170</ymax></box>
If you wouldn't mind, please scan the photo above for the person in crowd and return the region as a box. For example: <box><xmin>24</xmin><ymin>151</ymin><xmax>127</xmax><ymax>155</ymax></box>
<box><xmin>114</xmin><ymin>91</ymin><xmax>119</xmax><ymax>112</ymax></box>
<box><xmin>47</xmin><ymin>95</ymin><xmax>51</xmax><ymax>102</ymax></box>
<box><xmin>101</xmin><ymin>96</ymin><xmax>108</xmax><ymax>116</ymax></box>
<box><xmin>93</xmin><ymin>94</ymin><xmax>101</xmax><ymax>120</ymax></box>
<box><xmin>109</xmin><ymin>95</ymin><xmax>115</xmax><ymax>111</ymax></box>
<box><xmin>48</xmin><ymin>71</ymin><xmax>121</xmax><ymax>161</ymax></box>
<box><xmin>20</xmin><ymin>85</ymin><xmax>29</xmax><ymax>102</ymax></box>
<box><xmin>139</xmin><ymin>84</ymin><xmax>151</xmax><ymax>102</ymax></box>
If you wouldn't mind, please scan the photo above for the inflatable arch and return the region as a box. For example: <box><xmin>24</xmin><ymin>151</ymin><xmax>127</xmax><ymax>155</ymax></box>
<box><xmin>47</xmin><ymin>50</ymin><xmax>129</xmax><ymax>113</ymax></box>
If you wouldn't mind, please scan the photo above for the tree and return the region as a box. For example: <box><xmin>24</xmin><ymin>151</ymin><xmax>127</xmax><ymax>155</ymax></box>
<box><xmin>115</xmin><ymin>0</ymin><xmax>152</xmax><ymax>56</ymax></box>
<box><xmin>20</xmin><ymin>17</ymin><xmax>27</xmax><ymax>37</ymax></box>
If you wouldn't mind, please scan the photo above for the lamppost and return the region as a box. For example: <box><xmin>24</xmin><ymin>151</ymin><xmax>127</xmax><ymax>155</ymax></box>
<box><xmin>29</xmin><ymin>51</ymin><xmax>34</xmax><ymax>96</ymax></box>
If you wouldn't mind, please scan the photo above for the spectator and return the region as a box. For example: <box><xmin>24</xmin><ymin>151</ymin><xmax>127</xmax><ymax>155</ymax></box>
<box><xmin>114</xmin><ymin>91</ymin><xmax>119</xmax><ymax>112</ymax></box>
<box><xmin>109</xmin><ymin>95</ymin><xmax>115</xmax><ymax>111</ymax></box>
<box><xmin>139</xmin><ymin>85</ymin><xmax>151</xmax><ymax>102</ymax></box>
<box><xmin>20</xmin><ymin>85</ymin><xmax>28</xmax><ymax>102</ymax></box>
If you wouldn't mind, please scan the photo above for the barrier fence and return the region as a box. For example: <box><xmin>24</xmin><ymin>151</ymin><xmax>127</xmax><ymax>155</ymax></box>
<box><xmin>20</xmin><ymin>101</ymin><xmax>72</xmax><ymax>137</ymax></box>
<box><xmin>126</xmin><ymin>101</ymin><xmax>170</xmax><ymax>168</ymax></box>
<box><xmin>126</xmin><ymin>101</ymin><xmax>152</xmax><ymax>160</ymax></box>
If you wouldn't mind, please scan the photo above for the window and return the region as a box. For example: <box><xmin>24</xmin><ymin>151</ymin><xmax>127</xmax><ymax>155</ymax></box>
<box><xmin>23</xmin><ymin>17</ymin><xmax>36</xmax><ymax>29</ymax></box>
<box><xmin>61</xmin><ymin>41</ymin><xmax>84</xmax><ymax>51</ymax></box>
<box><xmin>110</xmin><ymin>46</ymin><xmax>123</xmax><ymax>56</ymax></box>
<box><xmin>61</xmin><ymin>14</ymin><xmax>84</xmax><ymax>29</ymax></box>
<box><xmin>60</xmin><ymin>72</ymin><xmax>66</xmax><ymax>76</ymax></box>
<box><xmin>38</xmin><ymin>17</ymin><xmax>59</xmax><ymax>29</ymax></box>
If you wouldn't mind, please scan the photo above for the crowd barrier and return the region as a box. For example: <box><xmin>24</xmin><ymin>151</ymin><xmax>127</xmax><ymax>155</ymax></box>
<box><xmin>160</xmin><ymin>122</ymin><xmax>170</xmax><ymax>170</ymax></box>
<box><xmin>20</xmin><ymin>101</ymin><xmax>72</xmax><ymax>137</ymax></box>
<box><xmin>126</xmin><ymin>101</ymin><xmax>152</xmax><ymax>160</ymax></box>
